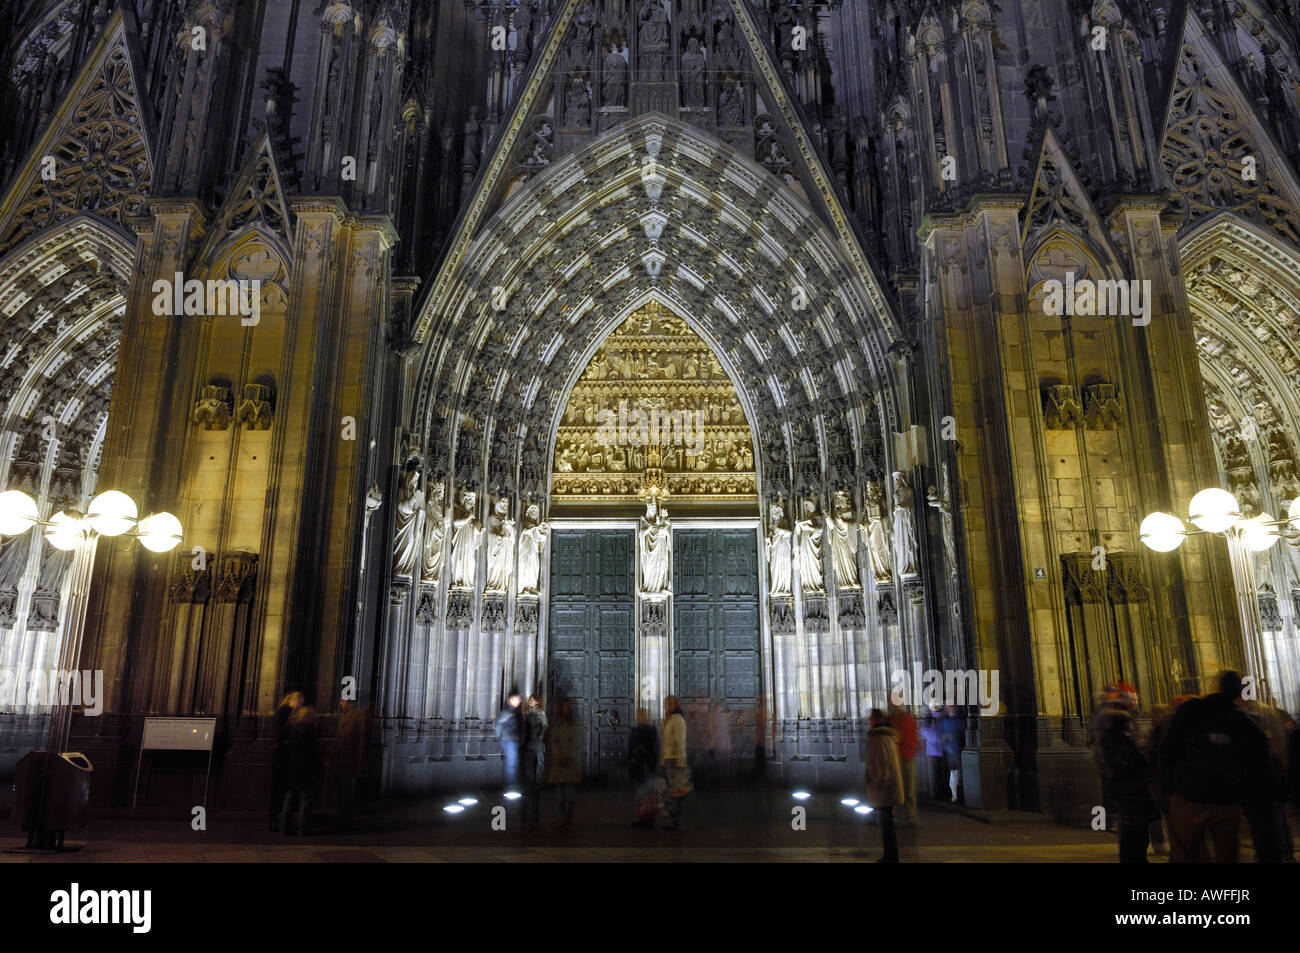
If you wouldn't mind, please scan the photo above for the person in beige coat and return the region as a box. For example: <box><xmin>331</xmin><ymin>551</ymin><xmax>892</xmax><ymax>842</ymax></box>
<box><xmin>865</xmin><ymin>708</ymin><xmax>903</xmax><ymax>862</ymax></box>
<box><xmin>660</xmin><ymin>695</ymin><xmax>691</xmax><ymax>831</ymax></box>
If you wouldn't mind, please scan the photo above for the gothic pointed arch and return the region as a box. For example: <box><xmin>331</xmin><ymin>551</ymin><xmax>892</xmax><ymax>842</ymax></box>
<box><xmin>0</xmin><ymin>10</ymin><xmax>154</xmax><ymax>258</ymax></box>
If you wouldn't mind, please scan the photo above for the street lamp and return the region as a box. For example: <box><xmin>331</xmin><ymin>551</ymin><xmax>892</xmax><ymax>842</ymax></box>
<box><xmin>0</xmin><ymin>488</ymin><xmax>181</xmax><ymax>848</ymax></box>
<box><xmin>1140</xmin><ymin>488</ymin><xmax>1285</xmax><ymax>699</ymax></box>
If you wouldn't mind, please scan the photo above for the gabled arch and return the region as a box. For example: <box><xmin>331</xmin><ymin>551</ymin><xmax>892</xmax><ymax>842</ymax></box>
<box><xmin>412</xmin><ymin>114</ymin><xmax>897</xmax><ymax>527</ymax></box>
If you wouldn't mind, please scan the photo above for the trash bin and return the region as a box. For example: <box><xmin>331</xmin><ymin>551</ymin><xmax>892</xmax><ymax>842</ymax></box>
<box><xmin>12</xmin><ymin>750</ymin><xmax>92</xmax><ymax>848</ymax></box>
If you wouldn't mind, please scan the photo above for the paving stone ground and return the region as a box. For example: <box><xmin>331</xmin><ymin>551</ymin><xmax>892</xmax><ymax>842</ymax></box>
<box><xmin>2</xmin><ymin>786</ymin><xmax>1285</xmax><ymax>862</ymax></box>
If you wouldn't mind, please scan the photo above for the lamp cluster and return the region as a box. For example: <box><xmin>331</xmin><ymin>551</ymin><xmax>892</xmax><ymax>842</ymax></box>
<box><xmin>0</xmin><ymin>489</ymin><xmax>182</xmax><ymax>552</ymax></box>
<box><xmin>1139</xmin><ymin>487</ymin><xmax>1291</xmax><ymax>553</ymax></box>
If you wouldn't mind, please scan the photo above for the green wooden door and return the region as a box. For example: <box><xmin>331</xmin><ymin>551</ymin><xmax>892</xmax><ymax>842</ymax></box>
<box><xmin>672</xmin><ymin>529</ymin><xmax>761</xmax><ymax>772</ymax></box>
<box><xmin>547</xmin><ymin>529</ymin><xmax>635</xmax><ymax>782</ymax></box>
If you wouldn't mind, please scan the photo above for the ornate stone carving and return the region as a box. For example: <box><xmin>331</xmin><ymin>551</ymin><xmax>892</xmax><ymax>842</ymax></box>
<box><xmin>517</xmin><ymin>503</ymin><xmax>547</xmax><ymax>595</ymax></box>
<box><xmin>415</xmin><ymin>585</ymin><xmax>437</xmax><ymax>625</ymax></box>
<box><xmin>1042</xmin><ymin>383</ymin><xmax>1081</xmax><ymax>429</ymax></box>
<box><xmin>447</xmin><ymin>590</ymin><xmax>474</xmax><ymax>628</ymax></box>
<box><xmin>892</xmin><ymin>471</ymin><xmax>920</xmax><ymax>577</ymax></box>
<box><xmin>170</xmin><ymin>564</ymin><xmax>212</xmax><ymax>604</ymax></box>
<box><xmin>795</xmin><ymin>497</ymin><xmax>825</xmax><ymax>593</ymax></box>
<box><xmin>876</xmin><ymin>590</ymin><xmax>898</xmax><ymax>625</ymax></box>
<box><xmin>1061</xmin><ymin>552</ymin><xmax>1104</xmax><ymax>605</ymax></box>
<box><xmin>902</xmin><ymin>578</ymin><xmax>925</xmax><ymax>606</ymax></box>
<box><xmin>214</xmin><ymin>551</ymin><xmax>258</xmax><ymax>603</ymax></box>
<box><xmin>389</xmin><ymin>582</ymin><xmax>410</xmax><ymax>606</ymax></box>
<box><xmin>640</xmin><ymin>598</ymin><xmax>668</xmax><ymax>638</ymax></box>
<box><xmin>29</xmin><ymin>590</ymin><xmax>60</xmax><ymax>630</ymax></box>
<box><xmin>1257</xmin><ymin>586</ymin><xmax>1282</xmax><ymax>629</ymax></box>
<box><xmin>484</xmin><ymin>498</ymin><xmax>516</xmax><ymax>593</ymax></box>
<box><xmin>638</xmin><ymin>500</ymin><xmax>672</xmax><ymax>593</ymax></box>
<box><xmin>392</xmin><ymin>467</ymin><xmax>424</xmax><ymax>578</ymax></box>
<box><xmin>863</xmin><ymin>481</ymin><xmax>892</xmax><ymax>584</ymax></box>
<box><xmin>766</xmin><ymin>501</ymin><xmax>792</xmax><ymax>596</ymax></box>
<box><xmin>926</xmin><ymin>465</ymin><xmax>958</xmax><ymax>575</ymax></box>
<box><xmin>837</xmin><ymin>591</ymin><xmax>866</xmax><ymax>628</ymax></box>
<box><xmin>192</xmin><ymin>385</ymin><xmax>233</xmax><ymax>430</ymax></box>
<box><xmin>803</xmin><ymin>594</ymin><xmax>828</xmax><ymax>632</ymax></box>
<box><xmin>421</xmin><ymin>481</ymin><xmax>446</xmax><ymax>584</ymax></box>
<box><xmin>482</xmin><ymin>593</ymin><xmax>508</xmax><ymax>631</ymax></box>
<box><xmin>769</xmin><ymin>594</ymin><xmax>795</xmax><ymax>632</ymax></box>
<box><xmin>828</xmin><ymin>489</ymin><xmax>860</xmax><ymax>590</ymax></box>
<box><xmin>515</xmin><ymin>595</ymin><xmax>540</xmax><ymax>635</ymax></box>
<box><xmin>1105</xmin><ymin>552</ymin><xmax>1149</xmax><ymax>604</ymax></box>
<box><xmin>448</xmin><ymin>489</ymin><xmax>482</xmax><ymax>590</ymax></box>
<box><xmin>235</xmin><ymin>382</ymin><xmax>275</xmax><ymax>430</ymax></box>
<box><xmin>1083</xmin><ymin>382</ymin><xmax>1123</xmax><ymax>430</ymax></box>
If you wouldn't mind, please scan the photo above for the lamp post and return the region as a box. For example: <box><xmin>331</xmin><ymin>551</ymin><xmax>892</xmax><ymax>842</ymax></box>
<box><xmin>1139</xmin><ymin>487</ymin><xmax>1285</xmax><ymax>698</ymax></box>
<box><xmin>0</xmin><ymin>488</ymin><xmax>181</xmax><ymax>847</ymax></box>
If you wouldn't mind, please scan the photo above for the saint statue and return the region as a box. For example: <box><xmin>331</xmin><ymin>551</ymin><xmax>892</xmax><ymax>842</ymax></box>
<box><xmin>603</xmin><ymin>44</ymin><xmax>628</xmax><ymax>107</ymax></box>
<box><xmin>392</xmin><ymin>468</ymin><xmax>425</xmax><ymax>577</ymax></box>
<box><xmin>864</xmin><ymin>481</ymin><xmax>892</xmax><ymax>584</ymax></box>
<box><xmin>421</xmin><ymin>481</ymin><xmax>446</xmax><ymax>583</ymax></box>
<box><xmin>681</xmin><ymin>38</ymin><xmax>706</xmax><ymax>107</ymax></box>
<box><xmin>926</xmin><ymin>465</ymin><xmax>957</xmax><ymax>573</ymax></box>
<box><xmin>892</xmin><ymin>471</ymin><xmax>920</xmax><ymax>577</ymax></box>
<box><xmin>828</xmin><ymin>489</ymin><xmax>860</xmax><ymax>589</ymax></box>
<box><xmin>485</xmin><ymin>498</ymin><xmax>516</xmax><ymax>593</ymax></box>
<box><xmin>517</xmin><ymin>503</ymin><xmax>548</xmax><ymax>595</ymax></box>
<box><xmin>795</xmin><ymin>498</ymin><xmax>824</xmax><ymax>593</ymax></box>
<box><xmin>638</xmin><ymin>0</ymin><xmax>670</xmax><ymax>82</ymax></box>
<box><xmin>718</xmin><ymin>78</ymin><xmax>744</xmax><ymax>125</ymax></box>
<box><xmin>638</xmin><ymin>500</ymin><xmax>672</xmax><ymax>593</ymax></box>
<box><xmin>449</xmin><ymin>490</ymin><xmax>482</xmax><ymax>590</ymax></box>
<box><xmin>766</xmin><ymin>502</ymin><xmax>792</xmax><ymax>596</ymax></box>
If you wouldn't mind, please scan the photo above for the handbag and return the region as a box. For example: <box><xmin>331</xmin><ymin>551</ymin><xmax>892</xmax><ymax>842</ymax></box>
<box><xmin>663</xmin><ymin>757</ymin><xmax>693</xmax><ymax>797</ymax></box>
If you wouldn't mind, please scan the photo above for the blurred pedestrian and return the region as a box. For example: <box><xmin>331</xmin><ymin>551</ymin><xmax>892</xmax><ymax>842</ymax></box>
<box><xmin>281</xmin><ymin>704</ymin><xmax>319</xmax><ymax>836</ymax></box>
<box><xmin>1158</xmin><ymin>671</ymin><xmax>1271</xmax><ymax>863</ymax></box>
<box><xmin>1239</xmin><ymin>696</ymin><xmax>1294</xmax><ymax>862</ymax></box>
<box><xmin>866</xmin><ymin>708</ymin><xmax>903</xmax><ymax>863</ymax></box>
<box><xmin>494</xmin><ymin>687</ymin><xmax>523</xmax><ymax>788</ymax></box>
<box><xmin>269</xmin><ymin>691</ymin><xmax>302</xmax><ymax>831</ymax></box>
<box><xmin>710</xmin><ymin>703</ymin><xmax>732</xmax><ymax>785</ymax></box>
<box><xmin>523</xmin><ymin>693</ymin><xmax>548</xmax><ymax>832</ymax></box>
<box><xmin>661</xmin><ymin>695</ymin><xmax>692</xmax><ymax>831</ymax></box>
<box><xmin>922</xmin><ymin>705</ymin><xmax>944</xmax><ymax>797</ymax></box>
<box><xmin>888</xmin><ymin>702</ymin><xmax>919</xmax><ymax>826</ymax></box>
<box><xmin>629</xmin><ymin>707</ymin><xmax>659</xmax><ymax>828</ymax></box>
<box><xmin>1098</xmin><ymin>707</ymin><xmax>1160</xmax><ymax>862</ymax></box>
<box><xmin>940</xmin><ymin>705</ymin><xmax>963</xmax><ymax>803</ymax></box>
<box><xmin>333</xmin><ymin>697</ymin><xmax>366</xmax><ymax>833</ymax></box>
<box><xmin>548</xmin><ymin>697</ymin><xmax>582</xmax><ymax>831</ymax></box>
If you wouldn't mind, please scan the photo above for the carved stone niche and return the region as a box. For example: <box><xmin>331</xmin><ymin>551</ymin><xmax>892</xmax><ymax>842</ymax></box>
<box><xmin>447</xmin><ymin>590</ymin><xmax>474</xmax><ymax>629</ymax></box>
<box><xmin>415</xmin><ymin>585</ymin><xmax>437</xmax><ymax>625</ymax></box>
<box><xmin>214</xmin><ymin>551</ymin><xmax>258</xmax><ymax>602</ymax></box>
<box><xmin>1041</xmin><ymin>382</ymin><xmax>1081</xmax><ymax>430</ymax></box>
<box><xmin>482</xmin><ymin>593</ymin><xmax>508</xmax><ymax>632</ymax></box>
<box><xmin>1082</xmin><ymin>381</ymin><xmax>1123</xmax><ymax>430</ymax></box>
<box><xmin>1105</xmin><ymin>552</ymin><xmax>1149</xmax><ymax>605</ymax></box>
<box><xmin>837</xmin><ymin>591</ymin><xmax>865</xmax><ymax>628</ymax></box>
<box><xmin>515</xmin><ymin>595</ymin><xmax>539</xmax><ymax>635</ymax></box>
<box><xmin>1061</xmin><ymin>552</ymin><xmax>1104</xmax><ymax>605</ymax></box>
<box><xmin>235</xmin><ymin>382</ymin><xmax>275</xmax><ymax>430</ymax></box>
<box><xmin>769</xmin><ymin>594</ymin><xmax>795</xmax><ymax>633</ymax></box>
<box><xmin>803</xmin><ymin>594</ymin><xmax>829</xmax><ymax>632</ymax></box>
<box><xmin>640</xmin><ymin>599</ymin><xmax>668</xmax><ymax>639</ymax></box>
<box><xmin>192</xmin><ymin>384</ymin><xmax>233</xmax><ymax>431</ymax></box>
<box><xmin>170</xmin><ymin>564</ymin><xmax>212</xmax><ymax>604</ymax></box>
<box><xmin>876</xmin><ymin>590</ymin><xmax>898</xmax><ymax>625</ymax></box>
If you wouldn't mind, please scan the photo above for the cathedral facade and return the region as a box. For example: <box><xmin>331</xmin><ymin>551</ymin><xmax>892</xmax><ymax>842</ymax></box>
<box><xmin>2</xmin><ymin>0</ymin><xmax>1299</xmax><ymax>815</ymax></box>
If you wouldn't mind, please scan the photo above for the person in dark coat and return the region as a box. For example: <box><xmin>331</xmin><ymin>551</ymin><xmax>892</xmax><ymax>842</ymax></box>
<box><xmin>333</xmin><ymin>697</ymin><xmax>366</xmax><ymax>833</ymax></box>
<box><xmin>269</xmin><ymin>691</ymin><xmax>302</xmax><ymax>831</ymax></box>
<box><xmin>281</xmin><ymin>704</ymin><xmax>320</xmax><ymax>836</ymax></box>
<box><xmin>628</xmin><ymin>707</ymin><xmax>659</xmax><ymax>828</ymax></box>
<box><xmin>865</xmin><ymin>709</ymin><xmax>904</xmax><ymax>863</ymax></box>
<box><xmin>522</xmin><ymin>693</ymin><xmax>548</xmax><ymax>832</ymax></box>
<box><xmin>1158</xmin><ymin>671</ymin><xmax>1271</xmax><ymax>863</ymax></box>
<box><xmin>940</xmin><ymin>705</ymin><xmax>963</xmax><ymax>802</ymax></box>
<box><xmin>1099</xmin><ymin>708</ymin><xmax>1160</xmax><ymax>862</ymax></box>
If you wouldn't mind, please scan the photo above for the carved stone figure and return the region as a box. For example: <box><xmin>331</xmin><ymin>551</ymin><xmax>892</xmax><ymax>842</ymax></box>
<box><xmin>927</xmin><ymin>466</ymin><xmax>958</xmax><ymax>573</ymax></box>
<box><xmin>565</xmin><ymin>75</ymin><xmax>591</xmax><ymax>126</ymax></box>
<box><xmin>681</xmin><ymin>38</ymin><xmax>706</xmax><ymax>108</ymax></box>
<box><xmin>638</xmin><ymin>500</ymin><xmax>672</xmax><ymax>593</ymax></box>
<box><xmin>392</xmin><ymin>468</ymin><xmax>425</xmax><ymax>577</ymax></box>
<box><xmin>767</xmin><ymin>502</ymin><xmax>792</xmax><ymax>595</ymax></box>
<box><xmin>449</xmin><ymin>489</ymin><xmax>482</xmax><ymax>590</ymax></box>
<box><xmin>795</xmin><ymin>498</ymin><xmax>824</xmax><ymax>592</ymax></box>
<box><xmin>892</xmin><ymin>471</ymin><xmax>920</xmax><ymax>577</ymax></box>
<box><xmin>718</xmin><ymin>78</ymin><xmax>743</xmax><ymax>125</ymax></box>
<box><xmin>864</xmin><ymin>486</ymin><xmax>893</xmax><ymax>585</ymax></box>
<box><xmin>603</xmin><ymin>44</ymin><xmax>628</xmax><ymax>106</ymax></box>
<box><xmin>638</xmin><ymin>1</ymin><xmax>670</xmax><ymax>81</ymax></box>
<box><xmin>828</xmin><ymin>489</ymin><xmax>860</xmax><ymax>589</ymax></box>
<box><xmin>517</xmin><ymin>503</ymin><xmax>547</xmax><ymax>594</ymax></box>
<box><xmin>485</xmin><ymin>498</ymin><xmax>516</xmax><ymax>593</ymax></box>
<box><xmin>421</xmin><ymin>481</ymin><xmax>446</xmax><ymax>584</ymax></box>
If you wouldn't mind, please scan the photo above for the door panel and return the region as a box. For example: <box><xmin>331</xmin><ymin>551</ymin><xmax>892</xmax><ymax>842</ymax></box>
<box><xmin>672</xmin><ymin>529</ymin><xmax>761</xmax><ymax>774</ymax></box>
<box><xmin>547</xmin><ymin>530</ymin><xmax>634</xmax><ymax>782</ymax></box>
